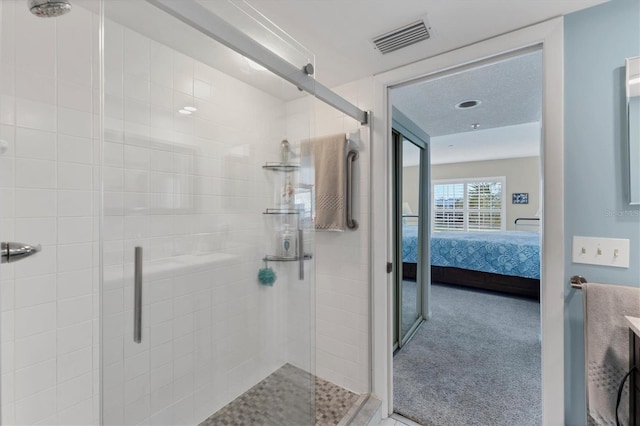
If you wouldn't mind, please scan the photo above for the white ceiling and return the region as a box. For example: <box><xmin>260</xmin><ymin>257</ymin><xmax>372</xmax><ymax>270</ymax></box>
<box><xmin>402</xmin><ymin>122</ymin><xmax>541</xmax><ymax>167</ymax></box>
<box><xmin>392</xmin><ymin>50</ymin><xmax>542</xmax><ymax>137</ymax></box>
<box><xmin>243</xmin><ymin>0</ymin><xmax>607</xmax><ymax>88</ymax></box>
<box><xmin>396</xmin><ymin>51</ymin><xmax>542</xmax><ymax>166</ymax></box>
<box><xmin>102</xmin><ymin>0</ymin><xmax>607</xmax><ymax>99</ymax></box>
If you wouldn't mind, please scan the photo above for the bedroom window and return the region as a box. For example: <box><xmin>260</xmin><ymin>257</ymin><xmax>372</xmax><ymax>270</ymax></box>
<box><xmin>432</xmin><ymin>177</ymin><xmax>506</xmax><ymax>231</ymax></box>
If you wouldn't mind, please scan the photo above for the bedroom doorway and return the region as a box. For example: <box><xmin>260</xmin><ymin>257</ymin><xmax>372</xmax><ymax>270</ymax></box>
<box><xmin>389</xmin><ymin>49</ymin><xmax>543</xmax><ymax>426</ymax></box>
<box><xmin>392</xmin><ymin>108</ymin><xmax>431</xmax><ymax>350</ymax></box>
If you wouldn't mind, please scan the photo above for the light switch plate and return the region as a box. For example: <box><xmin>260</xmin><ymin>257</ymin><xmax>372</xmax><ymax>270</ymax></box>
<box><xmin>572</xmin><ymin>236</ymin><xmax>630</xmax><ymax>268</ymax></box>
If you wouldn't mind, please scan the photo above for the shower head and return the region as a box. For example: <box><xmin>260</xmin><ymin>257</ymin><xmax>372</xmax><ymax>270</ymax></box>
<box><xmin>29</xmin><ymin>0</ymin><xmax>72</xmax><ymax>18</ymax></box>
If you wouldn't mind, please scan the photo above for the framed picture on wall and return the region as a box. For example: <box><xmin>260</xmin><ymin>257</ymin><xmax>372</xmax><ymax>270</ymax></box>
<box><xmin>512</xmin><ymin>193</ymin><xmax>529</xmax><ymax>204</ymax></box>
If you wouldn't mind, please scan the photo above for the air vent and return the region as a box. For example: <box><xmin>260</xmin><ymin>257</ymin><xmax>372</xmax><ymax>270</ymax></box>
<box><xmin>372</xmin><ymin>20</ymin><xmax>430</xmax><ymax>55</ymax></box>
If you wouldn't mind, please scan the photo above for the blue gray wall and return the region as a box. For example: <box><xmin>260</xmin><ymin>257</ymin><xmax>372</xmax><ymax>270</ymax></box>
<box><xmin>564</xmin><ymin>0</ymin><xmax>640</xmax><ymax>424</ymax></box>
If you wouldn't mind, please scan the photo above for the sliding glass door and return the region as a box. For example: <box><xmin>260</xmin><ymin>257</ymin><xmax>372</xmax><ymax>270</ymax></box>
<box><xmin>392</xmin><ymin>109</ymin><xmax>430</xmax><ymax>349</ymax></box>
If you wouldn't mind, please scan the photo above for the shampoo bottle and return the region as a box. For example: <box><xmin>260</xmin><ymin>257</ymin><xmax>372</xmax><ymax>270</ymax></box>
<box><xmin>280</xmin><ymin>224</ymin><xmax>295</xmax><ymax>258</ymax></box>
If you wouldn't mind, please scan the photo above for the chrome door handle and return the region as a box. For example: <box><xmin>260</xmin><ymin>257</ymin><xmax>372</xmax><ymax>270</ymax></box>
<box><xmin>1</xmin><ymin>242</ymin><xmax>42</xmax><ymax>264</ymax></box>
<box><xmin>134</xmin><ymin>247</ymin><xmax>143</xmax><ymax>344</ymax></box>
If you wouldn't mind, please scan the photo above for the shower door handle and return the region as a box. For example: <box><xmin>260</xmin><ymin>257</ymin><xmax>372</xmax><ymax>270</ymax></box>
<box><xmin>133</xmin><ymin>247</ymin><xmax>143</xmax><ymax>344</ymax></box>
<box><xmin>1</xmin><ymin>242</ymin><xmax>42</xmax><ymax>264</ymax></box>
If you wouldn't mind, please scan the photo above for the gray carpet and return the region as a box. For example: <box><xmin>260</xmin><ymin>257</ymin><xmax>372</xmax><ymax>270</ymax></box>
<box><xmin>394</xmin><ymin>283</ymin><xmax>541</xmax><ymax>426</ymax></box>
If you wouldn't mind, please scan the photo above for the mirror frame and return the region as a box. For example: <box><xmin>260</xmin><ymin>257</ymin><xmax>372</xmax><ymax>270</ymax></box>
<box><xmin>626</xmin><ymin>56</ymin><xmax>640</xmax><ymax>205</ymax></box>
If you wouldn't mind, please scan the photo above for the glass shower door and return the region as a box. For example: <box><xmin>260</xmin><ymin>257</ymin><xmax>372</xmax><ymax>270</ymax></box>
<box><xmin>101</xmin><ymin>1</ymin><xmax>317</xmax><ymax>425</ymax></box>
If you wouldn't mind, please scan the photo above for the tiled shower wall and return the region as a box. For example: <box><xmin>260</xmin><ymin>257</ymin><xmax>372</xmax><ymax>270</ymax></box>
<box><xmin>286</xmin><ymin>78</ymin><xmax>373</xmax><ymax>394</ymax></box>
<box><xmin>101</xmin><ymin>17</ymin><xmax>311</xmax><ymax>426</ymax></box>
<box><xmin>0</xmin><ymin>2</ymin><xmax>315</xmax><ymax>425</ymax></box>
<box><xmin>0</xmin><ymin>1</ymin><xmax>101</xmax><ymax>424</ymax></box>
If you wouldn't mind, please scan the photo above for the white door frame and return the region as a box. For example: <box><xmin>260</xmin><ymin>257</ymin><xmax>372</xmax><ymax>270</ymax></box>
<box><xmin>369</xmin><ymin>17</ymin><xmax>565</xmax><ymax>425</ymax></box>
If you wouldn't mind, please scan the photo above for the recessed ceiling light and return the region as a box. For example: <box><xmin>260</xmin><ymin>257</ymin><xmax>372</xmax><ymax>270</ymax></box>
<box><xmin>471</xmin><ymin>123</ymin><xmax>480</xmax><ymax>130</ymax></box>
<box><xmin>183</xmin><ymin>106</ymin><xmax>197</xmax><ymax>112</ymax></box>
<box><xmin>178</xmin><ymin>109</ymin><xmax>192</xmax><ymax>115</ymax></box>
<box><xmin>455</xmin><ymin>100</ymin><xmax>482</xmax><ymax>109</ymax></box>
<box><xmin>630</xmin><ymin>77</ymin><xmax>640</xmax><ymax>85</ymax></box>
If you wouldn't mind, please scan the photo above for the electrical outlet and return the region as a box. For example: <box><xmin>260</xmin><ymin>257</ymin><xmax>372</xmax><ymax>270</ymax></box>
<box><xmin>572</xmin><ymin>236</ymin><xmax>630</xmax><ymax>268</ymax></box>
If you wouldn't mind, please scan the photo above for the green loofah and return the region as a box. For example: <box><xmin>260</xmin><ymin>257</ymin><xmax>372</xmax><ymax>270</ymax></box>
<box><xmin>258</xmin><ymin>265</ymin><xmax>277</xmax><ymax>286</ymax></box>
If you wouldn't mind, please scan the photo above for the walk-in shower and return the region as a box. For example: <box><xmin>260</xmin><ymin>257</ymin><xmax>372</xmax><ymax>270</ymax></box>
<box><xmin>0</xmin><ymin>0</ymin><xmax>369</xmax><ymax>423</ymax></box>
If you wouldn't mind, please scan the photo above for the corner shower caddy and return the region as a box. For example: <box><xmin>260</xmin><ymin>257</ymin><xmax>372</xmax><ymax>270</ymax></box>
<box><xmin>262</xmin><ymin>162</ymin><xmax>312</xmax><ymax>280</ymax></box>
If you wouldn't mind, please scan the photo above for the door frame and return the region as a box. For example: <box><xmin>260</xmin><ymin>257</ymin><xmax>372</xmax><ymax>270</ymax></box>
<box><xmin>391</xmin><ymin>108</ymin><xmax>431</xmax><ymax>350</ymax></box>
<box><xmin>369</xmin><ymin>17</ymin><xmax>565</xmax><ymax>424</ymax></box>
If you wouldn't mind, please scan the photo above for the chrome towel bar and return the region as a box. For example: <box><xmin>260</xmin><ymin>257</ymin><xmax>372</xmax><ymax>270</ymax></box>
<box><xmin>570</xmin><ymin>275</ymin><xmax>587</xmax><ymax>289</ymax></box>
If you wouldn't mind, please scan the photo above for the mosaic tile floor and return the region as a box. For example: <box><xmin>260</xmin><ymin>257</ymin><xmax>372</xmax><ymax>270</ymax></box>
<box><xmin>200</xmin><ymin>364</ymin><xmax>360</xmax><ymax>426</ymax></box>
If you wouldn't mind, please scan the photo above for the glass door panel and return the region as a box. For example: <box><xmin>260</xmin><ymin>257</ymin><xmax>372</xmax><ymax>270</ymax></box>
<box><xmin>400</xmin><ymin>138</ymin><xmax>422</xmax><ymax>339</ymax></box>
<box><xmin>101</xmin><ymin>1</ymin><xmax>316</xmax><ymax>425</ymax></box>
<box><xmin>393</xmin><ymin>118</ymin><xmax>429</xmax><ymax>349</ymax></box>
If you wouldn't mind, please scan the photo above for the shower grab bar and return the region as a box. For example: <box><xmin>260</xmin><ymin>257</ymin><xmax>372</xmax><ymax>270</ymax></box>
<box><xmin>134</xmin><ymin>247</ymin><xmax>143</xmax><ymax>344</ymax></box>
<box><xmin>346</xmin><ymin>150</ymin><xmax>359</xmax><ymax>230</ymax></box>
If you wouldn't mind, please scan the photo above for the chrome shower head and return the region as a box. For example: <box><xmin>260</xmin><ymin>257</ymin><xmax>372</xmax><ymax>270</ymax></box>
<box><xmin>29</xmin><ymin>0</ymin><xmax>72</xmax><ymax>18</ymax></box>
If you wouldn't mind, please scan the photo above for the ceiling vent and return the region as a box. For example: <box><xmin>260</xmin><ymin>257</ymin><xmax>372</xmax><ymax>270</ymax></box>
<box><xmin>372</xmin><ymin>20</ymin><xmax>430</xmax><ymax>55</ymax></box>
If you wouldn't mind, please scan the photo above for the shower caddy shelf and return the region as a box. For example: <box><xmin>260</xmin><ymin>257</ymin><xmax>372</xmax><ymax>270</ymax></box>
<box><xmin>262</xmin><ymin>162</ymin><xmax>300</xmax><ymax>172</ymax></box>
<box><xmin>262</xmin><ymin>162</ymin><xmax>311</xmax><ymax>277</ymax></box>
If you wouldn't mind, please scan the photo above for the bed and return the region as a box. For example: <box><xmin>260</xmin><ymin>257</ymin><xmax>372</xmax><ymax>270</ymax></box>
<box><xmin>402</xmin><ymin>225</ymin><xmax>541</xmax><ymax>300</ymax></box>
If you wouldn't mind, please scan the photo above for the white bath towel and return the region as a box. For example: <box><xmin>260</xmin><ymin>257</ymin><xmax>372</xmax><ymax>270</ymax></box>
<box><xmin>300</xmin><ymin>133</ymin><xmax>348</xmax><ymax>231</ymax></box>
<box><xmin>583</xmin><ymin>282</ymin><xmax>640</xmax><ymax>426</ymax></box>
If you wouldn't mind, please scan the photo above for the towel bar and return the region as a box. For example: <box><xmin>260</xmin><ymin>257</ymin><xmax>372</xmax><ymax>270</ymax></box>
<box><xmin>570</xmin><ymin>275</ymin><xmax>587</xmax><ymax>289</ymax></box>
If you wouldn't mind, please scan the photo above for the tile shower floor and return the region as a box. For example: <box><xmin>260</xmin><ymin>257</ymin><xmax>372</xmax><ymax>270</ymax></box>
<box><xmin>200</xmin><ymin>364</ymin><xmax>360</xmax><ymax>426</ymax></box>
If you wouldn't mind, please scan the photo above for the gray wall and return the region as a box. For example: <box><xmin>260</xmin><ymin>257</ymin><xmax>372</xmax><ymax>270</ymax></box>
<box><xmin>564</xmin><ymin>0</ymin><xmax>640</xmax><ymax>424</ymax></box>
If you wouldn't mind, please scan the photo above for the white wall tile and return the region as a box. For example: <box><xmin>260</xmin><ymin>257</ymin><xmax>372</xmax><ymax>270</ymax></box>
<box><xmin>57</xmin><ymin>295</ymin><xmax>93</xmax><ymax>328</ymax></box>
<box><xmin>58</xmin><ymin>217</ymin><xmax>93</xmax><ymax>245</ymax></box>
<box><xmin>0</xmin><ymin>157</ymin><xmax>14</xmax><ymax>188</ymax></box>
<box><xmin>14</xmin><ymin>331</ymin><xmax>56</xmax><ymax>370</ymax></box>
<box><xmin>57</xmin><ymin>372</ymin><xmax>92</xmax><ymax>411</ymax></box>
<box><xmin>58</xmin><ymin>134</ymin><xmax>92</xmax><ymax>164</ymax></box>
<box><xmin>14</xmin><ymin>6</ymin><xmax>55</xmax><ymax>76</ymax></box>
<box><xmin>14</xmin><ymin>274</ymin><xmax>56</xmax><ymax>309</ymax></box>
<box><xmin>58</xmin><ymin>243</ymin><xmax>93</xmax><ymax>272</ymax></box>
<box><xmin>14</xmin><ymin>188</ymin><xmax>56</xmax><ymax>217</ymax></box>
<box><xmin>57</xmin><ymin>320</ymin><xmax>93</xmax><ymax>355</ymax></box>
<box><xmin>14</xmin><ymin>302</ymin><xmax>56</xmax><ymax>339</ymax></box>
<box><xmin>59</xmin><ymin>107</ymin><xmax>92</xmax><ymax>138</ymax></box>
<box><xmin>15</xmin><ymin>127</ymin><xmax>56</xmax><ymax>160</ymax></box>
<box><xmin>57</xmin><ymin>346</ymin><xmax>92</xmax><ymax>383</ymax></box>
<box><xmin>14</xmin><ymin>158</ymin><xmax>56</xmax><ymax>189</ymax></box>
<box><xmin>13</xmin><ymin>387</ymin><xmax>57</xmax><ymax>426</ymax></box>
<box><xmin>57</xmin><ymin>397</ymin><xmax>93</xmax><ymax>426</ymax></box>
<box><xmin>14</xmin><ymin>359</ymin><xmax>56</xmax><ymax>400</ymax></box>
<box><xmin>15</xmin><ymin>98</ymin><xmax>56</xmax><ymax>132</ymax></box>
<box><xmin>15</xmin><ymin>69</ymin><xmax>55</xmax><ymax>106</ymax></box>
<box><xmin>123</xmin><ymin>28</ymin><xmax>149</xmax><ymax>80</ymax></box>
<box><xmin>58</xmin><ymin>81</ymin><xmax>93</xmax><ymax>113</ymax></box>
<box><xmin>57</xmin><ymin>190</ymin><xmax>93</xmax><ymax>217</ymax></box>
<box><xmin>58</xmin><ymin>162</ymin><xmax>92</xmax><ymax>190</ymax></box>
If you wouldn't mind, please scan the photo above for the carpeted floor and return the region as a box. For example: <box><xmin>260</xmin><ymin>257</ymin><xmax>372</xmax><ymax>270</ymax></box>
<box><xmin>394</xmin><ymin>283</ymin><xmax>541</xmax><ymax>426</ymax></box>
